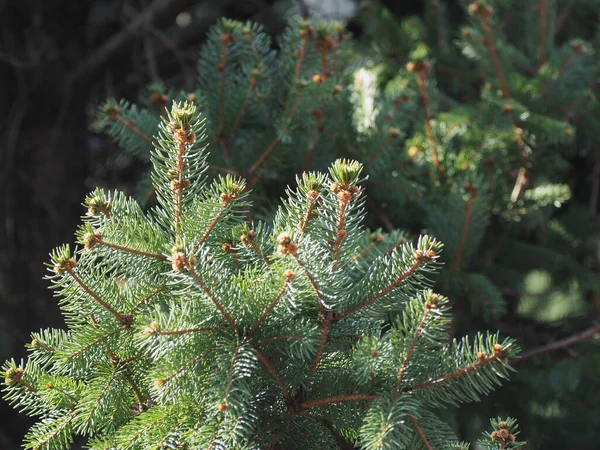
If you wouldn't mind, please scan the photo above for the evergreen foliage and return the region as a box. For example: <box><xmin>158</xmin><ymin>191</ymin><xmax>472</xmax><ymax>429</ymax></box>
<box><xmin>2</xmin><ymin>102</ymin><xmax>521</xmax><ymax>449</ymax></box>
<box><xmin>92</xmin><ymin>2</ymin><xmax>600</xmax><ymax>446</ymax></box>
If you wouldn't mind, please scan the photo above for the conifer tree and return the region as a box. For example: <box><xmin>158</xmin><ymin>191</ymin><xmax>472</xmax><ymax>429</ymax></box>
<box><xmin>2</xmin><ymin>102</ymin><xmax>521</xmax><ymax>449</ymax></box>
<box><xmin>93</xmin><ymin>2</ymin><xmax>600</xmax><ymax>446</ymax></box>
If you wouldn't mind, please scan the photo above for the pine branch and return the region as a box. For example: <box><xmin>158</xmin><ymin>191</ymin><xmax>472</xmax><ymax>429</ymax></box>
<box><xmin>248</xmin><ymin>277</ymin><xmax>291</xmax><ymax>337</ymax></box>
<box><xmin>409</xmin><ymin>416</ymin><xmax>433</xmax><ymax>450</ymax></box>
<box><xmin>407</xmin><ymin>353</ymin><xmax>501</xmax><ymax>392</ymax></box>
<box><xmin>67</xmin><ymin>327</ymin><xmax>126</xmax><ymax>360</ymax></box>
<box><xmin>538</xmin><ymin>0</ymin><xmax>548</xmax><ymax>68</ymax></box>
<box><xmin>336</xmin><ymin>259</ymin><xmax>425</xmax><ymax>320</ymax></box>
<box><xmin>193</xmin><ymin>204</ymin><xmax>228</xmax><ymax>253</ymax></box>
<box><xmin>252</xmin><ymin>347</ymin><xmax>293</xmax><ymax>404</ymax></box>
<box><xmin>299</xmin><ymin>394</ymin><xmax>380</xmax><ymax>412</ymax></box>
<box><xmin>188</xmin><ymin>263</ymin><xmax>239</xmax><ymax>335</ymax></box>
<box><xmin>114</xmin><ymin>114</ymin><xmax>153</xmax><ymax>144</ymax></box>
<box><xmin>396</xmin><ymin>307</ymin><xmax>431</xmax><ymax>387</ymax></box>
<box><xmin>155</xmin><ymin>353</ymin><xmax>204</xmax><ymax>387</ymax></box>
<box><xmin>414</xmin><ymin>65</ymin><xmax>444</xmax><ymax>182</ymax></box>
<box><xmin>511</xmin><ymin>325</ymin><xmax>600</xmax><ymax>364</ymax></box>
<box><xmin>453</xmin><ymin>184</ymin><xmax>478</xmax><ymax>272</ymax></box>
<box><xmin>97</xmin><ymin>237</ymin><xmax>167</xmax><ymax>262</ymax></box>
<box><xmin>131</xmin><ymin>285</ymin><xmax>166</xmax><ymax>312</ymax></box>
<box><xmin>65</xmin><ymin>267</ymin><xmax>125</xmax><ymax>321</ymax></box>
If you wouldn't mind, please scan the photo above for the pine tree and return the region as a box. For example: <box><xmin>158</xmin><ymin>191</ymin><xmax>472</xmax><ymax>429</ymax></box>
<box><xmin>93</xmin><ymin>2</ymin><xmax>600</xmax><ymax>446</ymax></box>
<box><xmin>2</xmin><ymin>102</ymin><xmax>521</xmax><ymax>449</ymax></box>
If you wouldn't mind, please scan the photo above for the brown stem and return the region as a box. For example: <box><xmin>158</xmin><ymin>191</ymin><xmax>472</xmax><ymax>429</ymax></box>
<box><xmin>478</xmin><ymin>11</ymin><xmax>530</xmax><ymax>203</ymax></box>
<box><xmin>511</xmin><ymin>325</ymin><xmax>600</xmax><ymax>364</ymax></box>
<box><xmin>416</xmin><ymin>69</ymin><xmax>444</xmax><ymax>181</ymax></box>
<box><xmin>67</xmin><ymin>327</ymin><xmax>126</xmax><ymax>360</ymax></box>
<box><xmin>175</xmin><ymin>140</ymin><xmax>185</xmax><ymax>231</ymax></box>
<box><xmin>188</xmin><ymin>264</ymin><xmax>239</xmax><ymax>334</ymax></box>
<box><xmin>299</xmin><ymin>394</ymin><xmax>380</xmax><ymax>411</ymax></box>
<box><xmin>396</xmin><ymin>308</ymin><xmax>430</xmax><ymax>387</ymax></box>
<box><xmin>407</xmin><ymin>354</ymin><xmax>500</xmax><ymax>391</ymax></box>
<box><xmin>292</xmin><ymin>254</ymin><xmax>327</xmax><ymax>310</ymax></box>
<box><xmin>131</xmin><ymin>285</ymin><xmax>166</xmax><ymax>313</ymax></box>
<box><xmin>115</xmin><ymin>114</ymin><xmax>153</xmax><ymax>144</ymax></box>
<box><xmin>538</xmin><ymin>0</ymin><xmax>548</xmax><ymax>68</ymax></box>
<box><xmin>122</xmin><ymin>371</ymin><xmax>145</xmax><ymax>406</ymax></box>
<box><xmin>303</xmin><ymin>143</ymin><xmax>317</xmax><ymax>172</ymax></box>
<box><xmin>16</xmin><ymin>377</ymin><xmax>37</xmax><ymax>393</ymax></box>
<box><xmin>479</xmin><ymin>13</ymin><xmax>510</xmax><ymax>98</ymax></box>
<box><xmin>331</xmin><ymin>196</ymin><xmax>350</xmax><ymax>271</ymax></box>
<box><xmin>312</xmin><ymin>313</ymin><xmax>332</xmax><ymax>371</ymax></box>
<box><xmin>253</xmin><ymin>347</ymin><xmax>293</xmax><ymax>404</ymax></box>
<box><xmin>453</xmin><ymin>187</ymin><xmax>477</xmax><ymax>272</ymax></box>
<box><xmin>336</xmin><ymin>260</ymin><xmax>424</xmax><ymax>319</ymax></box>
<box><xmin>193</xmin><ymin>205</ymin><xmax>227</xmax><ymax>253</ymax></box>
<box><xmin>97</xmin><ymin>238</ymin><xmax>167</xmax><ymax>261</ymax></box>
<box><xmin>152</xmin><ymin>327</ymin><xmax>213</xmax><ymax>336</ymax></box>
<box><xmin>66</xmin><ymin>268</ymin><xmax>123</xmax><ymax>320</ymax></box>
<box><xmin>296</xmin><ymin>195</ymin><xmax>318</xmax><ymax>242</ymax></box>
<box><xmin>295</xmin><ymin>36</ymin><xmax>308</xmax><ymax>79</ymax></box>
<box><xmin>555</xmin><ymin>3</ymin><xmax>573</xmax><ymax>32</ymax></box>
<box><xmin>229</xmin><ymin>74</ymin><xmax>257</xmax><ymax>140</ymax></box>
<box><xmin>247</xmin><ymin>136</ymin><xmax>279</xmax><ymax>176</ymax></box>
<box><xmin>409</xmin><ymin>416</ymin><xmax>433</xmax><ymax>450</ymax></box>
<box><xmin>157</xmin><ymin>353</ymin><xmax>204</xmax><ymax>386</ymax></box>
<box><xmin>249</xmin><ymin>280</ymin><xmax>290</xmax><ymax>336</ymax></box>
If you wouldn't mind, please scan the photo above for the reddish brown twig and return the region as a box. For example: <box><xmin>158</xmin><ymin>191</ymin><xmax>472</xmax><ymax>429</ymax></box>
<box><xmin>396</xmin><ymin>308</ymin><xmax>430</xmax><ymax>387</ymax></box>
<box><xmin>97</xmin><ymin>238</ymin><xmax>167</xmax><ymax>262</ymax></box>
<box><xmin>415</xmin><ymin>68</ymin><xmax>444</xmax><ymax>181</ymax></box>
<box><xmin>188</xmin><ymin>264</ymin><xmax>239</xmax><ymax>334</ymax></box>
<box><xmin>453</xmin><ymin>185</ymin><xmax>478</xmax><ymax>272</ymax></box>
<box><xmin>229</xmin><ymin>73</ymin><xmax>258</xmax><ymax>140</ymax></box>
<box><xmin>336</xmin><ymin>260</ymin><xmax>425</xmax><ymax>319</ymax></box>
<box><xmin>409</xmin><ymin>416</ymin><xmax>433</xmax><ymax>450</ymax></box>
<box><xmin>408</xmin><ymin>354</ymin><xmax>500</xmax><ymax>391</ymax></box>
<box><xmin>193</xmin><ymin>205</ymin><xmax>227</xmax><ymax>253</ymax></box>
<box><xmin>155</xmin><ymin>353</ymin><xmax>204</xmax><ymax>387</ymax></box>
<box><xmin>299</xmin><ymin>394</ymin><xmax>380</xmax><ymax>411</ymax></box>
<box><xmin>511</xmin><ymin>325</ymin><xmax>600</xmax><ymax>364</ymax></box>
<box><xmin>253</xmin><ymin>348</ymin><xmax>293</xmax><ymax>404</ymax></box>
<box><xmin>216</xmin><ymin>35</ymin><xmax>231</xmax><ymax>159</ymax></box>
<box><xmin>131</xmin><ymin>285</ymin><xmax>166</xmax><ymax>312</ymax></box>
<box><xmin>149</xmin><ymin>327</ymin><xmax>213</xmax><ymax>336</ymax></box>
<box><xmin>249</xmin><ymin>279</ymin><xmax>290</xmax><ymax>336</ymax></box>
<box><xmin>66</xmin><ymin>268</ymin><xmax>123</xmax><ymax>320</ymax></box>
<box><xmin>115</xmin><ymin>114</ymin><xmax>153</xmax><ymax>144</ymax></box>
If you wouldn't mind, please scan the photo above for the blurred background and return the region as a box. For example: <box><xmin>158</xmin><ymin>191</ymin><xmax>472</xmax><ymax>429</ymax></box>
<box><xmin>0</xmin><ymin>1</ymin><xmax>426</xmax><ymax>446</ymax></box>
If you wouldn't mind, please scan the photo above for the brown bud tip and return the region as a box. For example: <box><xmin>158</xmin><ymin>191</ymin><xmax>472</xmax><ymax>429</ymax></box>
<box><xmin>491</xmin><ymin>431</ymin><xmax>499</xmax><ymax>441</ymax></box>
<box><xmin>337</xmin><ymin>190</ymin><xmax>353</xmax><ymax>202</ymax></box>
<box><xmin>5</xmin><ymin>368</ymin><xmax>24</xmax><ymax>386</ymax></box>
<box><xmin>508</xmin><ymin>434</ymin><xmax>515</xmax><ymax>442</ymax></box>
<box><xmin>218</xmin><ymin>401</ymin><xmax>227</xmax><ymax>412</ymax></box>
<box><xmin>406</xmin><ymin>62</ymin><xmax>416</xmax><ymax>72</ymax></box>
<box><xmin>171</xmin><ymin>251</ymin><xmax>187</xmax><ymax>272</ymax></box>
<box><xmin>571</xmin><ymin>42</ymin><xmax>583</xmax><ymax>54</ymax></box>
<box><xmin>277</xmin><ymin>232</ymin><xmax>291</xmax><ymax>245</ymax></box>
<box><xmin>502</xmin><ymin>104</ymin><xmax>512</xmax><ymax>114</ymax></box>
<box><xmin>408</xmin><ymin>146</ymin><xmax>419</xmax><ymax>159</ymax></box>
<box><xmin>333</xmin><ymin>85</ymin><xmax>343</xmax><ymax>94</ymax></box>
<box><xmin>461</xmin><ymin>28</ymin><xmax>470</xmax><ymax>37</ymax></box>
<box><xmin>312</xmin><ymin>74</ymin><xmax>322</xmax><ymax>83</ymax></box>
<box><xmin>477</xmin><ymin>351</ymin><xmax>486</xmax><ymax>361</ymax></box>
<box><xmin>220</xmin><ymin>33</ymin><xmax>233</xmax><ymax>43</ymax></box>
<box><xmin>283</xmin><ymin>269</ymin><xmax>295</xmax><ymax>281</ymax></box>
<box><xmin>153</xmin><ymin>378</ymin><xmax>164</xmax><ymax>389</ymax></box>
<box><xmin>483</xmin><ymin>5</ymin><xmax>494</xmax><ymax>15</ymax></box>
<box><xmin>498</xmin><ymin>421</ymin><xmax>508</xmax><ymax>429</ymax></box>
<box><xmin>498</xmin><ymin>428</ymin><xmax>510</xmax><ymax>439</ymax></box>
<box><xmin>565</xmin><ymin>128</ymin><xmax>573</xmax><ymax>136</ymax></box>
<box><xmin>307</xmin><ymin>189</ymin><xmax>320</xmax><ymax>200</ymax></box>
<box><xmin>287</xmin><ymin>242</ymin><xmax>298</xmax><ymax>255</ymax></box>
<box><xmin>188</xmin><ymin>93</ymin><xmax>196</xmax><ymax>101</ymax></box>
<box><xmin>468</xmin><ymin>3</ymin><xmax>479</xmax><ymax>14</ymax></box>
<box><xmin>371</xmin><ymin>350</ymin><xmax>378</xmax><ymax>357</ymax></box>
<box><xmin>256</xmin><ymin>93</ymin><xmax>263</xmax><ymax>100</ymax></box>
<box><xmin>389</xmin><ymin>127</ymin><xmax>401</xmax><ymax>137</ymax></box>
<box><xmin>240</xmin><ymin>234</ymin><xmax>249</xmax><ymax>246</ymax></box>
<box><xmin>493</xmin><ymin>343</ymin><xmax>504</xmax><ymax>356</ymax></box>
<box><xmin>220</xmin><ymin>192</ymin><xmax>234</xmax><ymax>203</ymax></box>
<box><xmin>221</xmin><ymin>242</ymin><xmax>232</xmax><ymax>253</ymax></box>
<box><xmin>484</xmin><ymin>82</ymin><xmax>492</xmax><ymax>89</ymax></box>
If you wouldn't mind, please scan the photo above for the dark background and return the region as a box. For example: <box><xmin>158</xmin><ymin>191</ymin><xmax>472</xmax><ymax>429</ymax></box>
<box><xmin>0</xmin><ymin>0</ymin><xmax>429</xmax><ymax>447</ymax></box>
